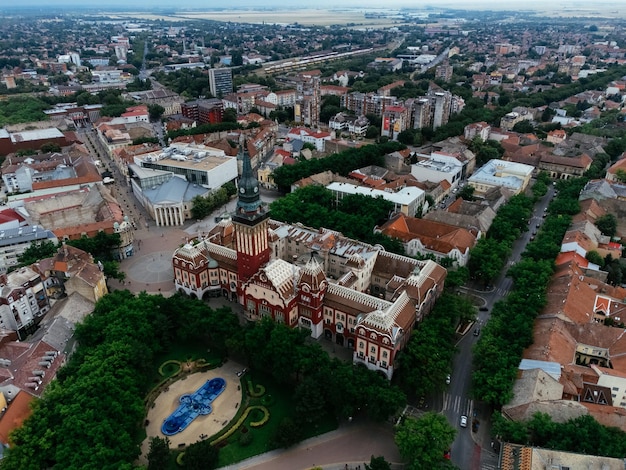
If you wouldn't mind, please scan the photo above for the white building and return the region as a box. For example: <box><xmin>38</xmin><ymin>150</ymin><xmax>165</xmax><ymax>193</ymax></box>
<box><xmin>468</xmin><ymin>159</ymin><xmax>534</xmax><ymax>197</ymax></box>
<box><xmin>326</xmin><ymin>182</ymin><xmax>425</xmax><ymax>218</ymax></box>
<box><xmin>135</xmin><ymin>143</ymin><xmax>238</xmax><ymax>190</ymax></box>
<box><xmin>91</xmin><ymin>69</ymin><xmax>123</xmax><ymax>84</ymax></box>
<box><xmin>410</xmin><ymin>152</ymin><xmax>464</xmax><ymax>189</ymax></box>
<box><xmin>0</xmin><ymin>268</ymin><xmax>49</xmax><ymax>335</ymax></box>
<box><xmin>0</xmin><ymin>226</ymin><xmax>58</xmax><ymax>274</ymax></box>
<box><xmin>129</xmin><ymin>165</ymin><xmax>211</xmax><ymax>227</ymax></box>
<box><xmin>328</xmin><ymin>113</ymin><xmax>369</xmax><ymax>137</ymax></box>
<box><xmin>592</xmin><ymin>365</ymin><xmax>626</xmax><ymax>409</ymax></box>
<box><xmin>287</xmin><ymin>127</ymin><xmax>332</xmax><ymax>152</ymax></box>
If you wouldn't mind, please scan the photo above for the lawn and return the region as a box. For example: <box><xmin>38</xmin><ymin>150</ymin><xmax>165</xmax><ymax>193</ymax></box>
<box><xmin>151</xmin><ymin>341</ymin><xmax>223</xmax><ymax>384</ymax></box>
<box><xmin>153</xmin><ymin>363</ymin><xmax>337</xmax><ymax>468</ymax></box>
<box><xmin>214</xmin><ymin>370</ymin><xmax>337</xmax><ymax>467</ymax></box>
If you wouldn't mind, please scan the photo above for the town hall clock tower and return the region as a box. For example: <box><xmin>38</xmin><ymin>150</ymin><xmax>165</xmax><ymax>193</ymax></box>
<box><xmin>233</xmin><ymin>139</ymin><xmax>270</xmax><ymax>285</ymax></box>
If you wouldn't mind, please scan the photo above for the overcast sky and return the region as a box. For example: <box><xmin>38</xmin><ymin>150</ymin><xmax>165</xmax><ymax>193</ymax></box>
<box><xmin>5</xmin><ymin>0</ymin><xmax>574</xmax><ymax>9</ymax></box>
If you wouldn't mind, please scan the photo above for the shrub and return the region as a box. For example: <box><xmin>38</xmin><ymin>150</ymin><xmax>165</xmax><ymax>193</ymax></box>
<box><xmin>239</xmin><ymin>431</ymin><xmax>253</xmax><ymax>447</ymax></box>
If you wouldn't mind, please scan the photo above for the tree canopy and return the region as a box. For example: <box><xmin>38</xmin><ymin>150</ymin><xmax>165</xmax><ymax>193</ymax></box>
<box><xmin>271</xmin><ymin>141</ymin><xmax>405</xmax><ymax>192</ymax></box>
<box><xmin>472</xmin><ymin>178</ymin><xmax>585</xmax><ymax>407</ymax></box>
<box><xmin>4</xmin><ymin>291</ymin><xmax>406</xmax><ymax>468</ymax></box>
<box><xmin>270</xmin><ymin>185</ymin><xmax>405</xmax><ymax>254</ymax></box>
<box><xmin>395</xmin><ymin>413</ymin><xmax>456</xmax><ymax>469</ymax></box>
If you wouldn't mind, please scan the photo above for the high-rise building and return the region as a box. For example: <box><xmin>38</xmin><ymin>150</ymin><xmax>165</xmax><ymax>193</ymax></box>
<box><xmin>208</xmin><ymin>68</ymin><xmax>233</xmax><ymax>98</ymax></box>
<box><xmin>435</xmin><ymin>64</ymin><xmax>453</xmax><ymax>82</ymax></box>
<box><xmin>294</xmin><ymin>72</ymin><xmax>320</xmax><ymax>127</ymax></box>
<box><xmin>412</xmin><ymin>98</ymin><xmax>431</xmax><ymax>129</ymax></box>
<box><xmin>180</xmin><ymin>99</ymin><xmax>223</xmax><ymax>125</ymax></box>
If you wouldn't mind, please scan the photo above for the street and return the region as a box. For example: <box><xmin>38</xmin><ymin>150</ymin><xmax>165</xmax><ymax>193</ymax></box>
<box><xmin>428</xmin><ymin>184</ymin><xmax>556</xmax><ymax>470</ymax></box>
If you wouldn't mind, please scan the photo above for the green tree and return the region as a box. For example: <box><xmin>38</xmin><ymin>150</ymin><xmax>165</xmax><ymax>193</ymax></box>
<box><xmin>147</xmin><ymin>436</ymin><xmax>171</xmax><ymax>470</ymax></box>
<box><xmin>512</xmin><ymin>120</ymin><xmax>535</xmax><ymax>134</ymax></box>
<box><xmin>586</xmin><ymin>250</ymin><xmax>604</xmax><ymax>266</ymax></box>
<box><xmin>271</xmin><ymin>417</ymin><xmax>303</xmax><ymax>448</ymax></box>
<box><xmin>395</xmin><ymin>413</ymin><xmax>456</xmax><ymax>469</ymax></box>
<box><xmin>595</xmin><ymin>214</ymin><xmax>617</xmax><ymax>237</ymax></box>
<box><xmin>148</xmin><ymin>103</ymin><xmax>165</xmax><ymax>121</ymax></box>
<box><xmin>614</xmin><ymin>169</ymin><xmax>626</xmax><ymax>183</ymax></box>
<box><xmin>17</xmin><ymin>240</ymin><xmax>58</xmax><ymax>267</ymax></box>
<box><xmin>366</xmin><ymin>125</ymin><xmax>381</xmax><ymax>139</ymax></box>
<box><xmin>40</xmin><ymin>142</ymin><xmax>62</xmax><ymax>153</ymax></box>
<box><xmin>223</xmin><ymin>107</ymin><xmax>237</xmax><ymax>122</ymax></box>
<box><xmin>181</xmin><ymin>440</ymin><xmax>219</xmax><ymax>470</ymax></box>
<box><xmin>397</xmin><ymin>129</ymin><xmax>415</xmax><ymax>145</ymax></box>
<box><xmin>458</xmin><ymin>185</ymin><xmax>475</xmax><ymax>201</ymax></box>
<box><xmin>365</xmin><ymin>455</ymin><xmax>392</xmax><ymax>470</ymax></box>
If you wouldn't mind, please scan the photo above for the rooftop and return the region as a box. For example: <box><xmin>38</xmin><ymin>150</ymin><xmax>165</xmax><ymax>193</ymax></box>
<box><xmin>326</xmin><ymin>182</ymin><xmax>424</xmax><ymax>205</ymax></box>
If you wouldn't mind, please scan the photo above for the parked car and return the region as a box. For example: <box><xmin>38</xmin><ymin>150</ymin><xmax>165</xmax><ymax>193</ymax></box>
<box><xmin>479</xmin><ymin>307</ymin><xmax>488</xmax><ymax>312</ymax></box>
<box><xmin>473</xmin><ymin>328</ymin><xmax>480</xmax><ymax>337</ymax></box>
<box><xmin>446</xmin><ymin>374</ymin><xmax>451</xmax><ymax>385</ymax></box>
<box><xmin>460</xmin><ymin>415</ymin><xmax>468</xmax><ymax>428</ymax></box>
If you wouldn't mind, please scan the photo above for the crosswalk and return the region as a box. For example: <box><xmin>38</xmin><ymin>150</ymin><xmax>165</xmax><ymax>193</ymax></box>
<box><xmin>442</xmin><ymin>392</ymin><xmax>474</xmax><ymax>415</ymax></box>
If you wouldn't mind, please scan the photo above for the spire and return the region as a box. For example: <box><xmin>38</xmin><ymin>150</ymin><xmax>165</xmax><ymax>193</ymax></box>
<box><xmin>234</xmin><ymin>136</ymin><xmax>267</xmax><ymax>223</ymax></box>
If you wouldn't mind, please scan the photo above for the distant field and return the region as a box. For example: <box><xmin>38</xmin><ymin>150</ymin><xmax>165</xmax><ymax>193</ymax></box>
<box><xmin>107</xmin><ymin>9</ymin><xmax>410</xmax><ymax>27</ymax></box>
<box><xmin>105</xmin><ymin>3</ymin><xmax>626</xmax><ymax>25</ymax></box>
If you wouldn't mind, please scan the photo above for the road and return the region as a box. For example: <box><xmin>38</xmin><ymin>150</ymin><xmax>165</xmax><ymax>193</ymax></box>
<box><xmin>427</xmin><ymin>184</ymin><xmax>556</xmax><ymax>470</ymax></box>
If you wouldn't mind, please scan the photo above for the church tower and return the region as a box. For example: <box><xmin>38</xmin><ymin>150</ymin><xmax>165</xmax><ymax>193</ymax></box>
<box><xmin>233</xmin><ymin>138</ymin><xmax>270</xmax><ymax>285</ymax></box>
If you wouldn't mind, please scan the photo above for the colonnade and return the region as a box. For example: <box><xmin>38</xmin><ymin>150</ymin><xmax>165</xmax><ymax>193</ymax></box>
<box><xmin>155</xmin><ymin>205</ymin><xmax>184</xmax><ymax>226</ymax></box>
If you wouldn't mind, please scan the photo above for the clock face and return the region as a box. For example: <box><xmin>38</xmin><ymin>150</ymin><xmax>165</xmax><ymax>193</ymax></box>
<box><xmin>240</xmin><ymin>187</ymin><xmax>245</xmax><ymax>194</ymax></box>
<box><xmin>253</xmin><ymin>186</ymin><xmax>259</xmax><ymax>193</ymax></box>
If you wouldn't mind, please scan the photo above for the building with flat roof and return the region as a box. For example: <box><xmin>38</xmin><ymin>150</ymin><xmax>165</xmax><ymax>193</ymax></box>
<box><xmin>0</xmin><ymin>128</ymin><xmax>68</xmax><ymax>156</ymax></box>
<box><xmin>208</xmin><ymin>68</ymin><xmax>233</xmax><ymax>98</ymax></box>
<box><xmin>468</xmin><ymin>159</ymin><xmax>534</xmax><ymax>197</ymax></box>
<box><xmin>136</xmin><ymin>143</ymin><xmax>238</xmax><ymax>190</ymax></box>
<box><xmin>0</xmin><ymin>267</ymin><xmax>49</xmax><ymax>337</ymax></box>
<box><xmin>180</xmin><ymin>99</ymin><xmax>223</xmax><ymax>125</ymax></box>
<box><xmin>326</xmin><ymin>182</ymin><xmax>425</xmax><ymax>218</ymax></box>
<box><xmin>0</xmin><ymin>225</ymin><xmax>57</xmax><ymax>274</ymax></box>
<box><xmin>411</xmin><ymin>152</ymin><xmax>464</xmax><ymax>189</ymax></box>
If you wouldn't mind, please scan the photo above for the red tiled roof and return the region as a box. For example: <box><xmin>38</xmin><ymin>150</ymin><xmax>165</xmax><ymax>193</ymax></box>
<box><xmin>0</xmin><ymin>209</ymin><xmax>25</xmax><ymax>225</ymax></box>
<box><xmin>0</xmin><ymin>392</ymin><xmax>34</xmax><ymax>445</ymax></box>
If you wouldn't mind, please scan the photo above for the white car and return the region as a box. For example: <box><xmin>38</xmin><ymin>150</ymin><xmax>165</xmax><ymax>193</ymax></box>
<box><xmin>446</xmin><ymin>374</ymin><xmax>451</xmax><ymax>385</ymax></box>
<box><xmin>460</xmin><ymin>415</ymin><xmax>468</xmax><ymax>428</ymax></box>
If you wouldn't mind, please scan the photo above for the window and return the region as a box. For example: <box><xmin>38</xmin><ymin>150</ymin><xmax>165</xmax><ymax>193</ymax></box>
<box><xmin>359</xmin><ymin>342</ymin><xmax>364</xmax><ymax>349</ymax></box>
<box><xmin>613</xmin><ymin>387</ymin><xmax>620</xmax><ymax>391</ymax></box>
<box><xmin>382</xmin><ymin>351</ymin><xmax>388</xmax><ymax>358</ymax></box>
<box><xmin>370</xmin><ymin>346</ymin><xmax>376</xmax><ymax>353</ymax></box>
<box><xmin>260</xmin><ymin>304</ymin><xmax>272</xmax><ymax>317</ymax></box>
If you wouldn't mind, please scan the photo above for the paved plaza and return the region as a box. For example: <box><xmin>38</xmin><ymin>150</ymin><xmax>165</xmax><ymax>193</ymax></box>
<box><xmin>111</xmin><ymin>225</ymin><xmax>188</xmax><ymax>295</ymax></box>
